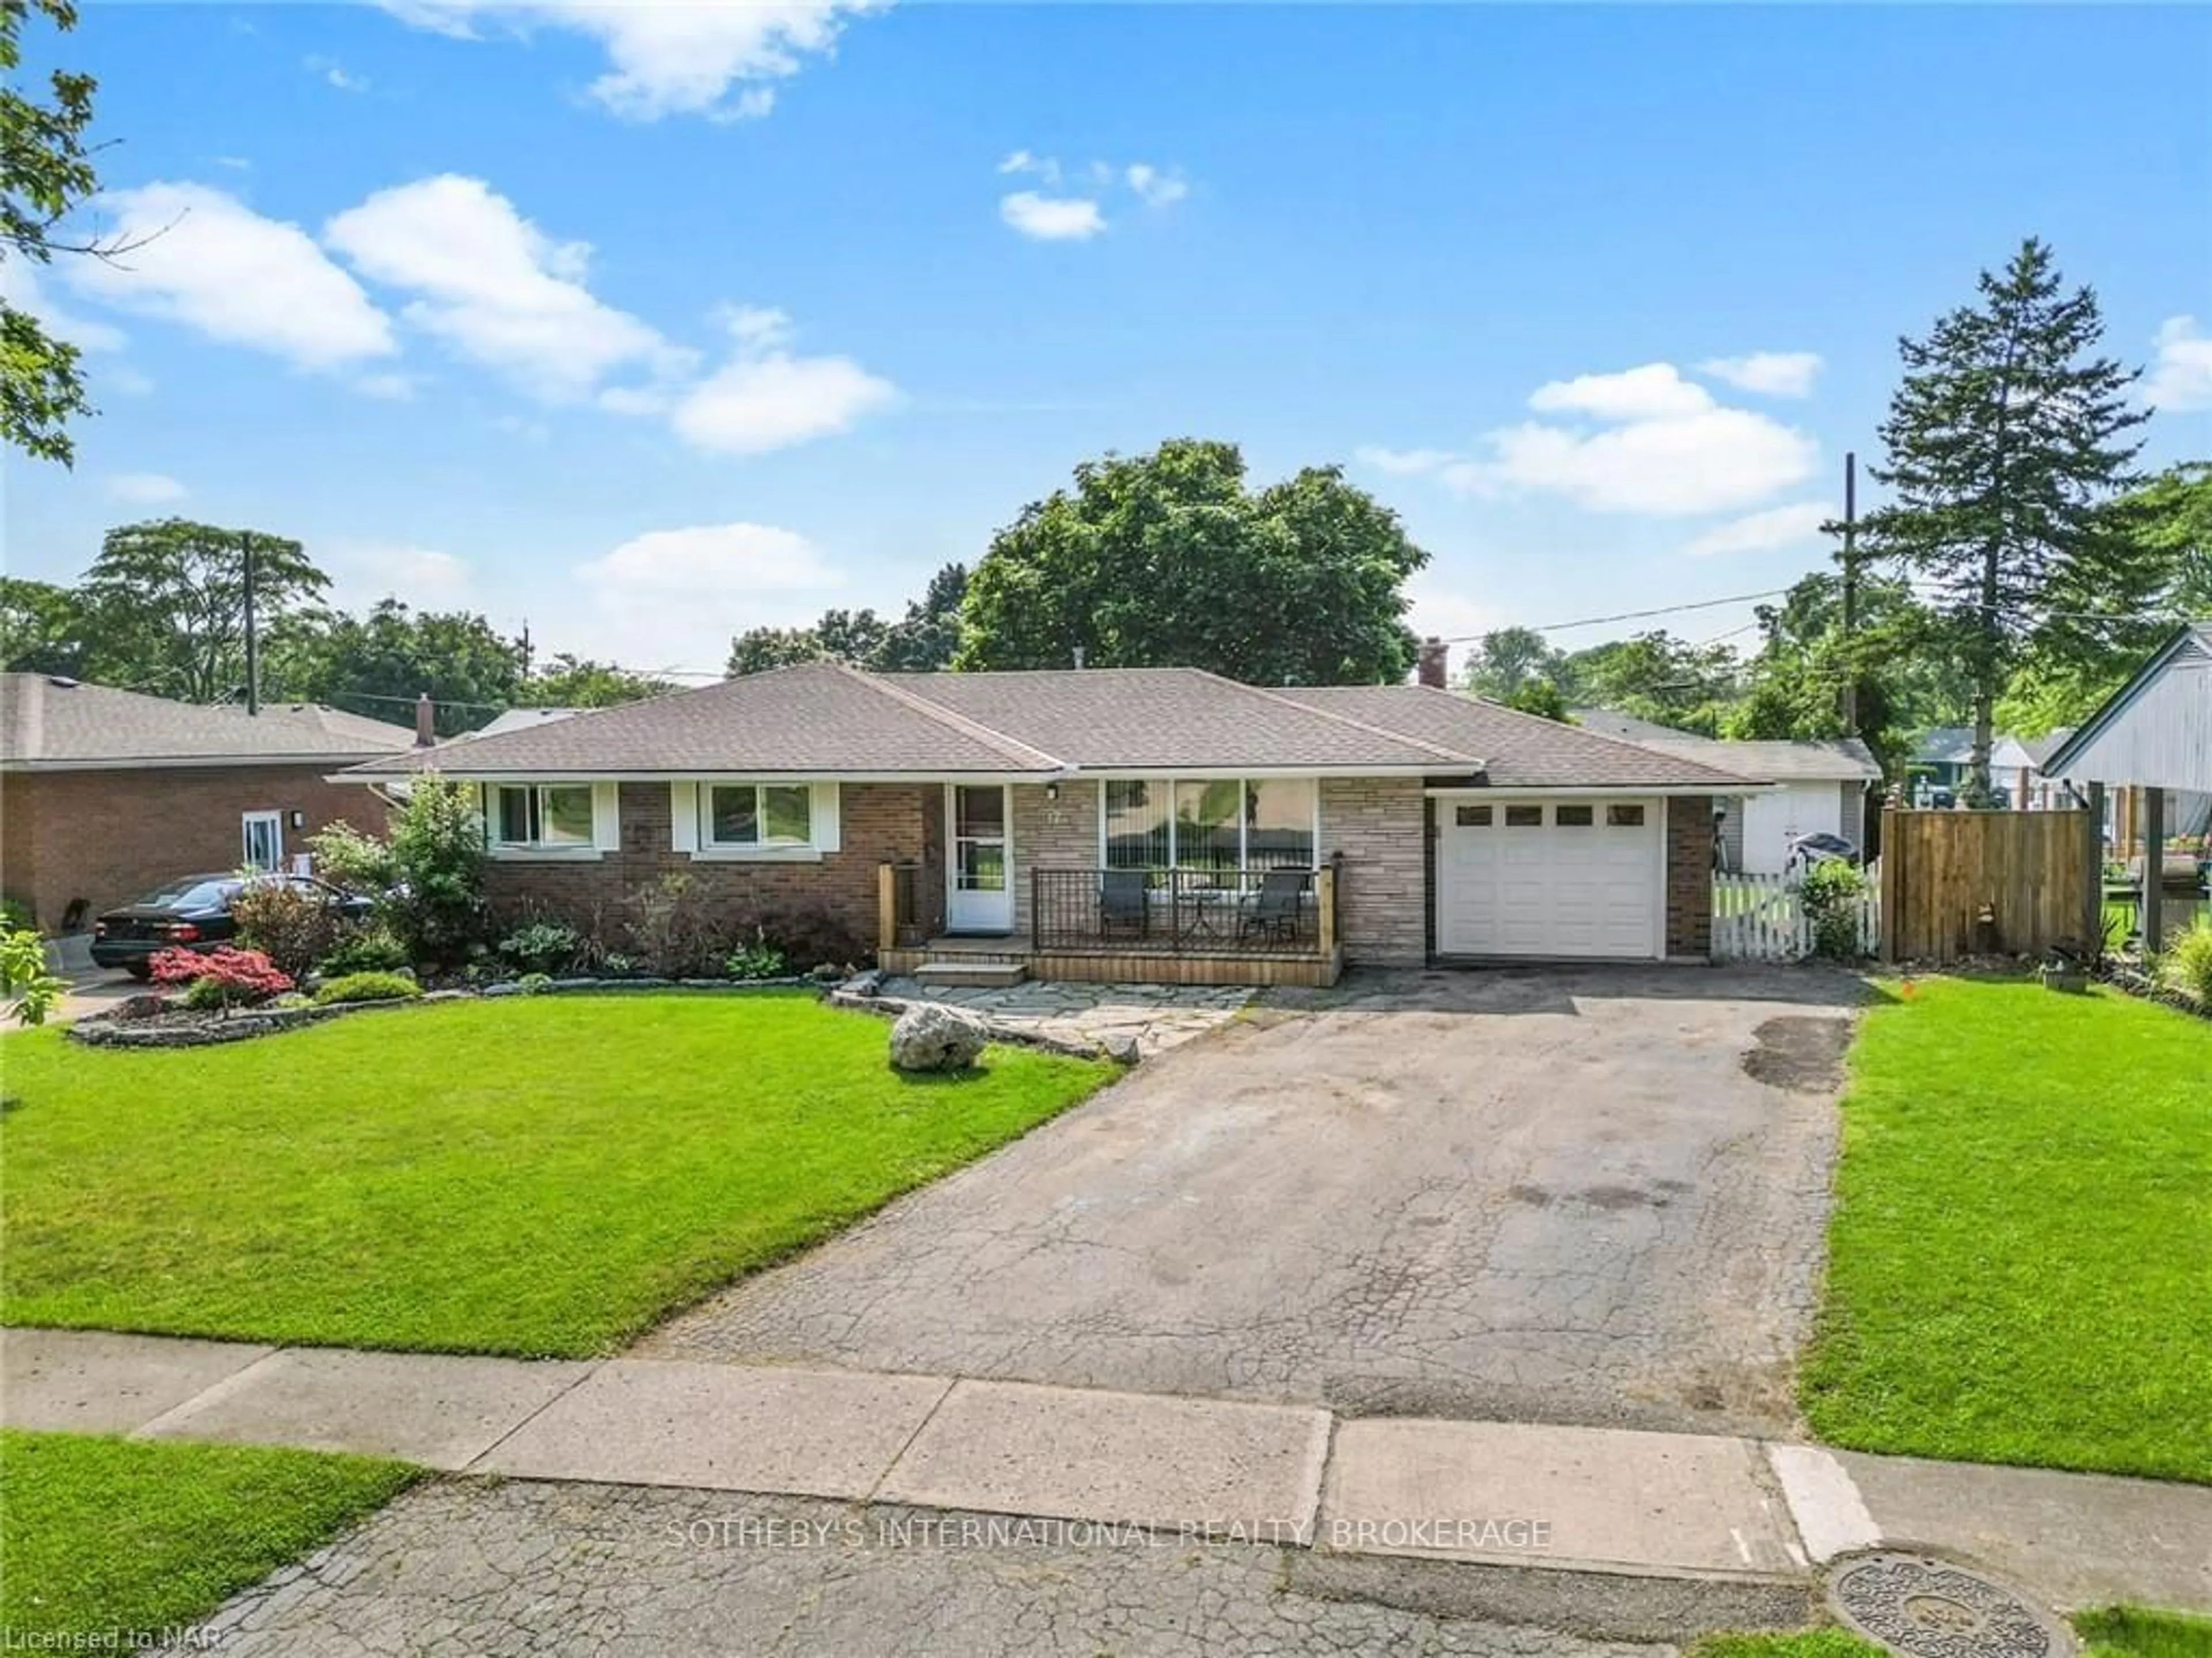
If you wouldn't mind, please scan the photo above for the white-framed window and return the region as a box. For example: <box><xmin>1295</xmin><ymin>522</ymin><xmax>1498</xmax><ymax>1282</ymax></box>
<box><xmin>1100</xmin><ymin>777</ymin><xmax>1318</xmax><ymax>873</ymax></box>
<box><xmin>668</xmin><ymin>781</ymin><xmax>841</xmax><ymax>860</ymax></box>
<box><xmin>701</xmin><ymin>782</ymin><xmax>813</xmax><ymax>850</ymax></box>
<box><xmin>484</xmin><ymin>782</ymin><xmax>614</xmax><ymax>857</ymax></box>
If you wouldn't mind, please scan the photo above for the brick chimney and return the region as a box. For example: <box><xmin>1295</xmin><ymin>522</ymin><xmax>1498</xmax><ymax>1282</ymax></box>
<box><xmin>414</xmin><ymin>691</ymin><xmax>436</xmax><ymax>747</ymax></box>
<box><xmin>1415</xmin><ymin>636</ymin><xmax>1449</xmax><ymax>689</ymax></box>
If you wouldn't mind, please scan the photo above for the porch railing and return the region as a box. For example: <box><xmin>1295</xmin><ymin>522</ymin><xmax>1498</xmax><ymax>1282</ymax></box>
<box><xmin>1030</xmin><ymin>863</ymin><xmax>1338</xmax><ymax>957</ymax></box>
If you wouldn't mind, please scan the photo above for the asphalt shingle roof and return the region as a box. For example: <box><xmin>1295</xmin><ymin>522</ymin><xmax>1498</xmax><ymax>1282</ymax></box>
<box><xmin>346</xmin><ymin>662</ymin><xmax>1066</xmax><ymax>777</ymax></box>
<box><xmin>1</xmin><ymin>674</ymin><xmax>414</xmax><ymax>768</ymax></box>
<box><xmin>876</xmin><ymin>669</ymin><xmax>1472</xmax><ymax>771</ymax></box>
<box><xmin>342</xmin><ymin>664</ymin><xmax>1768</xmax><ymax>786</ymax></box>
<box><xmin>1271</xmin><ymin>685</ymin><xmax>1759</xmax><ymax>788</ymax></box>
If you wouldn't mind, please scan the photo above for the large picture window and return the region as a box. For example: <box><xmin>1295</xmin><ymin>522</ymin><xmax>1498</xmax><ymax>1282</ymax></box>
<box><xmin>1102</xmin><ymin>778</ymin><xmax>1316</xmax><ymax>872</ymax></box>
<box><xmin>702</xmin><ymin>783</ymin><xmax>814</xmax><ymax>849</ymax></box>
<box><xmin>492</xmin><ymin>784</ymin><xmax>595</xmax><ymax>849</ymax></box>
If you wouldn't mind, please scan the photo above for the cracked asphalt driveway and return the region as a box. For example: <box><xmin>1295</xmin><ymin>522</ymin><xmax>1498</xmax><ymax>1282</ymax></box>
<box><xmin>641</xmin><ymin>965</ymin><xmax>1858</xmax><ymax>1436</ymax></box>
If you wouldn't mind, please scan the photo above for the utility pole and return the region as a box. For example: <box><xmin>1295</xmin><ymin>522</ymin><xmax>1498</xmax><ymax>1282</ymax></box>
<box><xmin>242</xmin><ymin>531</ymin><xmax>260</xmax><ymax>716</ymax></box>
<box><xmin>1839</xmin><ymin>450</ymin><xmax>1858</xmax><ymax>737</ymax></box>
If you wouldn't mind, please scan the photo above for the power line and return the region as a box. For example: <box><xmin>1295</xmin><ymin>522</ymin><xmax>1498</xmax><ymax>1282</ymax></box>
<box><xmin>1435</xmin><ymin>587</ymin><xmax>1793</xmax><ymax>644</ymax></box>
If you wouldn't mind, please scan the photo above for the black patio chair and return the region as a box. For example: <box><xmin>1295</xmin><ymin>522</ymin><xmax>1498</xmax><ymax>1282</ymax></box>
<box><xmin>1239</xmin><ymin>870</ymin><xmax>1309</xmax><ymax>945</ymax></box>
<box><xmin>1099</xmin><ymin>869</ymin><xmax>1150</xmax><ymax>939</ymax></box>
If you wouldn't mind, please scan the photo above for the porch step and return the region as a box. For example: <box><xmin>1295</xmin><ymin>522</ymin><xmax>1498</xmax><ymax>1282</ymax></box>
<box><xmin>913</xmin><ymin>961</ymin><xmax>1030</xmax><ymax>990</ymax></box>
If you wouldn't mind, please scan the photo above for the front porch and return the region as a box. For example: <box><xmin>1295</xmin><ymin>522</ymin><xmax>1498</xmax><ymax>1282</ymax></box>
<box><xmin>876</xmin><ymin>860</ymin><xmax>1346</xmax><ymax>988</ymax></box>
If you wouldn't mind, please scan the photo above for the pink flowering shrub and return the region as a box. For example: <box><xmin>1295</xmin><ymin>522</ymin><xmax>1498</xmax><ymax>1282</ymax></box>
<box><xmin>149</xmin><ymin>946</ymin><xmax>293</xmax><ymax>1014</ymax></box>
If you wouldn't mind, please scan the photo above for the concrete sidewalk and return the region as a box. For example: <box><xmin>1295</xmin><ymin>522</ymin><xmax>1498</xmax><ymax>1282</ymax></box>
<box><xmin>5</xmin><ymin>1327</ymin><xmax>2206</xmax><ymax>1616</ymax></box>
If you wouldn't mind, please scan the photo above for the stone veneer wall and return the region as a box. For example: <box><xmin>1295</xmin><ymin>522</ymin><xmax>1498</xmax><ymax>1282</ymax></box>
<box><xmin>1318</xmin><ymin>776</ymin><xmax>1427</xmax><ymax>966</ymax></box>
<box><xmin>1665</xmin><ymin>795</ymin><xmax>1715</xmax><ymax>959</ymax></box>
<box><xmin>1009</xmin><ymin>781</ymin><xmax>1101</xmax><ymax>938</ymax></box>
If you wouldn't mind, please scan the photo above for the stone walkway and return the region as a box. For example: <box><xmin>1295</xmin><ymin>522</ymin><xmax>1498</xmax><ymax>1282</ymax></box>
<box><xmin>6</xmin><ymin>1327</ymin><xmax>2206</xmax><ymax>1618</ymax></box>
<box><xmin>877</xmin><ymin>976</ymin><xmax>1252</xmax><ymax>1054</ymax></box>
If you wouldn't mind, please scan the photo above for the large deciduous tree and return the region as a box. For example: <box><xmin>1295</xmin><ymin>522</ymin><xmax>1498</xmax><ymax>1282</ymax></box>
<box><xmin>272</xmin><ymin>598</ymin><xmax>523</xmax><ymax>736</ymax></box>
<box><xmin>955</xmin><ymin>439</ymin><xmax>1428</xmax><ymax>684</ymax></box>
<box><xmin>1</xmin><ymin>0</ymin><xmax>100</xmax><ymax>465</ymax></box>
<box><xmin>1860</xmin><ymin>238</ymin><xmax>2153</xmax><ymax>805</ymax></box>
<box><xmin>81</xmin><ymin>519</ymin><xmax>328</xmax><ymax>703</ymax></box>
<box><xmin>725</xmin><ymin>563</ymin><xmax>974</xmax><ymax>678</ymax></box>
<box><xmin>518</xmin><ymin>652</ymin><xmax>678</xmax><ymax>708</ymax></box>
<box><xmin>0</xmin><ymin>574</ymin><xmax>88</xmax><ymax>673</ymax></box>
<box><xmin>1554</xmin><ymin>631</ymin><xmax>1741</xmax><ymax>735</ymax></box>
<box><xmin>1460</xmin><ymin>625</ymin><xmax>1566</xmax><ymax>701</ymax></box>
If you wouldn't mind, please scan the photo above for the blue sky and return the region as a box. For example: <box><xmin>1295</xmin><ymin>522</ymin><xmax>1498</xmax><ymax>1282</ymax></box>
<box><xmin>9</xmin><ymin>2</ymin><xmax>2210</xmax><ymax>681</ymax></box>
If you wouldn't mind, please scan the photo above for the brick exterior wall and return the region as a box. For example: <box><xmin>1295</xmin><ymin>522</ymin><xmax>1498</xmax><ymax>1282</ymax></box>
<box><xmin>1319</xmin><ymin>776</ymin><xmax>1427</xmax><ymax>966</ymax></box>
<box><xmin>484</xmin><ymin>781</ymin><xmax>933</xmax><ymax>961</ymax></box>
<box><xmin>0</xmin><ymin>764</ymin><xmax>391</xmax><ymax>931</ymax></box>
<box><xmin>1665</xmin><ymin>795</ymin><xmax>1715</xmax><ymax>959</ymax></box>
<box><xmin>1009</xmin><ymin>781</ymin><xmax>1100</xmax><ymax>937</ymax></box>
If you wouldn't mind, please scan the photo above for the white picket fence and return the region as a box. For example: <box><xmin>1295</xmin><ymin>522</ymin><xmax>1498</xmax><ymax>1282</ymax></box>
<box><xmin>1711</xmin><ymin>862</ymin><xmax>1881</xmax><ymax>962</ymax></box>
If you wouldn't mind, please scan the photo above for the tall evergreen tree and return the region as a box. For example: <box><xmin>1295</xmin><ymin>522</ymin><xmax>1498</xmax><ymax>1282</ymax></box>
<box><xmin>1860</xmin><ymin>238</ymin><xmax>2152</xmax><ymax>805</ymax></box>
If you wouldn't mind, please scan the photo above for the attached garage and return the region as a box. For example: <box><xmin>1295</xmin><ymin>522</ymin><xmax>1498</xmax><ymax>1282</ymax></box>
<box><xmin>1434</xmin><ymin>796</ymin><xmax>1665</xmax><ymax>959</ymax></box>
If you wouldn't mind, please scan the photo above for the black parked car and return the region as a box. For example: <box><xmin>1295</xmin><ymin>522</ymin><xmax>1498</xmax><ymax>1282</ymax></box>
<box><xmin>91</xmin><ymin>873</ymin><xmax>372</xmax><ymax>980</ymax></box>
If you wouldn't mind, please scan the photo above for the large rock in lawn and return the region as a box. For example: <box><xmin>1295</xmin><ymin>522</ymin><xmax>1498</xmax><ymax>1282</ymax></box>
<box><xmin>889</xmin><ymin>1002</ymin><xmax>989</xmax><ymax>1072</ymax></box>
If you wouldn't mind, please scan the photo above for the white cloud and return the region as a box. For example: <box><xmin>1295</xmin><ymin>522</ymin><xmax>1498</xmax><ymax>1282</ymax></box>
<box><xmin>570</xmin><ymin>522</ymin><xmax>846</xmax><ymax>667</ymax></box>
<box><xmin>306</xmin><ymin>54</ymin><xmax>370</xmax><ymax>92</ymax></box>
<box><xmin>1696</xmin><ymin>351</ymin><xmax>1824</xmax><ymax>398</ymax></box>
<box><xmin>1685</xmin><ymin>500</ymin><xmax>1830</xmax><ymax>557</ymax></box>
<box><xmin>999</xmin><ymin>191</ymin><xmax>1107</xmax><ymax>242</ymax></box>
<box><xmin>377</xmin><ymin>0</ymin><xmax>881</xmax><ymax>122</ymax></box>
<box><xmin>325</xmin><ymin>174</ymin><xmax>680</xmax><ymax>401</ymax></box>
<box><xmin>1464</xmin><ymin>407</ymin><xmax>1818</xmax><ymax>515</ymax></box>
<box><xmin>1124</xmin><ymin>163</ymin><xmax>1188</xmax><ymax>207</ymax></box>
<box><xmin>671</xmin><ymin>347</ymin><xmax>897</xmax><ymax>456</ymax></box>
<box><xmin>1381</xmin><ymin>360</ymin><xmax>1820</xmax><ymax>517</ymax></box>
<box><xmin>354</xmin><ymin>370</ymin><xmax>419</xmax><ymax>401</ymax></box>
<box><xmin>0</xmin><ymin>261</ymin><xmax>128</xmax><ymax>352</ymax></box>
<box><xmin>326</xmin><ymin>542</ymin><xmax>476</xmax><ymax>609</ymax></box>
<box><xmin>1355</xmin><ymin>446</ymin><xmax>1458</xmax><ymax>477</ymax></box>
<box><xmin>63</xmin><ymin>182</ymin><xmax>396</xmax><ymax>370</ymax></box>
<box><xmin>1528</xmin><ymin>363</ymin><xmax>1714</xmax><ymax>422</ymax></box>
<box><xmin>2144</xmin><ymin>316</ymin><xmax>2212</xmax><ymax>413</ymax></box>
<box><xmin>105</xmin><ymin>472</ymin><xmax>187</xmax><ymax>504</ymax></box>
<box><xmin>994</xmin><ymin>153</ymin><xmax>1189</xmax><ymax>240</ymax></box>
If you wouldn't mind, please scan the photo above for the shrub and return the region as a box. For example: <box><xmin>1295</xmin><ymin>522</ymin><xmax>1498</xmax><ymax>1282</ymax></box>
<box><xmin>2160</xmin><ymin>921</ymin><xmax>2212</xmax><ymax>1006</ymax></box>
<box><xmin>310</xmin><ymin>775</ymin><xmax>488</xmax><ymax>969</ymax></box>
<box><xmin>1800</xmin><ymin>859</ymin><xmax>1869</xmax><ymax>962</ymax></box>
<box><xmin>231</xmin><ymin>879</ymin><xmax>349</xmax><ymax>981</ymax></box>
<box><xmin>314</xmin><ymin>971</ymin><xmax>425</xmax><ymax>1007</ymax></box>
<box><xmin>724</xmin><ymin>929</ymin><xmax>789</xmax><ymax>981</ymax></box>
<box><xmin>625</xmin><ymin>874</ymin><xmax>725</xmax><ymax>978</ymax></box>
<box><xmin>515</xmin><ymin>972</ymin><xmax>554</xmax><ymax>996</ymax></box>
<box><xmin>2</xmin><ymin>925</ymin><xmax>63</xmax><ymax>1027</ymax></box>
<box><xmin>753</xmin><ymin>897</ymin><xmax>872</xmax><ymax>974</ymax></box>
<box><xmin>315</xmin><ymin>926</ymin><xmax>411</xmax><ymax>978</ymax></box>
<box><xmin>152</xmin><ymin>946</ymin><xmax>291</xmax><ymax>1014</ymax></box>
<box><xmin>499</xmin><ymin>920</ymin><xmax>584</xmax><ymax>977</ymax></box>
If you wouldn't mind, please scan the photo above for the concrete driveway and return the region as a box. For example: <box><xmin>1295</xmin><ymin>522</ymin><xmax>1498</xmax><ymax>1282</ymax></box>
<box><xmin>641</xmin><ymin>965</ymin><xmax>1859</xmax><ymax>1437</ymax></box>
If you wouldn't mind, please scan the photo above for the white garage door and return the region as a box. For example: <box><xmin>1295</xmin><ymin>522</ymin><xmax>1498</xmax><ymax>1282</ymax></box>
<box><xmin>1738</xmin><ymin>784</ymin><xmax>1843</xmax><ymax>875</ymax></box>
<box><xmin>1435</xmin><ymin>798</ymin><xmax>1664</xmax><ymax>959</ymax></box>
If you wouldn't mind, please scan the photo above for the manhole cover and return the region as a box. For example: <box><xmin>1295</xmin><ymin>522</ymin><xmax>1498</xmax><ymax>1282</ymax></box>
<box><xmin>1828</xmin><ymin>1553</ymin><xmax>2071</xmax><ymax>1658</ymax></box>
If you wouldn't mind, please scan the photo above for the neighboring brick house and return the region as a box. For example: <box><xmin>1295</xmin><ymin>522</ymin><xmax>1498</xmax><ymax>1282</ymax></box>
<box><xmin>0</xmin><ymin>674</ymin><xmax>414</xmax><ymax>931</ymax></box>
<box><xmin>343</xmin><ymin>661</ymin><xmax>1759</xmax><ymax>987</ymax></box>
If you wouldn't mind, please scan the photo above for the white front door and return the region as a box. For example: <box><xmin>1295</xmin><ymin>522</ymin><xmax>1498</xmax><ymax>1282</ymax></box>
<box><xmin>241</xmin><ymin>810</ymin><xmax>283</xmax><ymax>871</ymax></box>
<box><xmin>1434</xmin><ymin>798</ymin><xmax>1664</xmax><ymax>959</ymax></box>
<box><xmin>946</xmin><ymin>784</ymin><xmax>1013</xmax><ymax>933</ymax></box>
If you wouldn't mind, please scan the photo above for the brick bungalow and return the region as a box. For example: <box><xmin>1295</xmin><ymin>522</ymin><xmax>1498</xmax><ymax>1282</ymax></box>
<box><xmin>1</xmin><ymin>674</ymin><xmax>414</xmax><ymax>931</ymax></box>
<box><xmin>342</xmin><ymin>661</ymin><xmax>1759</xmax><ymax>987</ymax></box>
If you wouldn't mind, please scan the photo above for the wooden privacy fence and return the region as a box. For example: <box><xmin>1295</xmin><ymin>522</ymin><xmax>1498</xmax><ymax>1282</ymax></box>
<box><xmin>1878</xmin><ymin>807</ymin><xmax>2089</xmax><ymax>964</ymax></box>
<box><xmin>1712</xmin><ymin>866</ymin><xmax>1881</xmax><ymax>962</ymax></box>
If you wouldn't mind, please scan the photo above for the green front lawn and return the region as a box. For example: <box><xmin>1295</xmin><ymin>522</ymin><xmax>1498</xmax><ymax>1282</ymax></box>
<box><xmin>1801</xmin><ymin>977</ymin><xmax>2211</xmax><ymax>1483</ymax></box>
<box><xmin>0</xmin><ymin>993</ymin><xmax>1112</xmax><ymax>1356</ymax></box>
<box><xmin>1693</xmin><ymin>1611</ymin><xmax>2212</xmax><ymax>1658</ymax></box>
<box><xmin>0</xmin><ymin>1431</ymin><xmax>417</xmax><ymax>1642</ymax></box>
